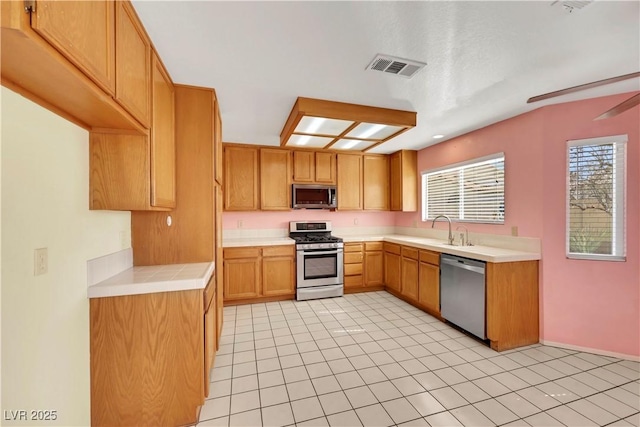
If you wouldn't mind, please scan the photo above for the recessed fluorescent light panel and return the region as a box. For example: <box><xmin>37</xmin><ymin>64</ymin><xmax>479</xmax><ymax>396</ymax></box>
<box><xmin>332</xmin><ymin>139</ymin><xmax>377</xmax><ymax>150</ymax></box>
<box><xmin>280</xmin><ymin>97</ymin><xmax>416</xmax><ymax>152</ymax></box>
<box><xmin>288</xmin><ymin>134</ymin><xmax>335</xmax><ymax>148</ymax></box>
<box><xmin>294</xmin><ymin>117</ymin><xmax>354</xmax><ymax>136</ymax></box>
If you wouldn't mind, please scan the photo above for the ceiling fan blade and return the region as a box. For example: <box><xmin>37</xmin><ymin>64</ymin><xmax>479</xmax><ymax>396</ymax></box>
<box><xmin>527</xmin><ymin>71</ymin><xmax>640</xmax><ymax>103</ymax></box>
<box><xmin>594</xmin><ymin>93</ymin><xmax>640</xmax><ymax>120</ymax></box>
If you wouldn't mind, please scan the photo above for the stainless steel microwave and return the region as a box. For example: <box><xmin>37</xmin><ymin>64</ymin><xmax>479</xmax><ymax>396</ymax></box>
<box><xmin>292</xmin><ymin>184</ymin><xmax>337</xmax><ymax>209</ymax></box>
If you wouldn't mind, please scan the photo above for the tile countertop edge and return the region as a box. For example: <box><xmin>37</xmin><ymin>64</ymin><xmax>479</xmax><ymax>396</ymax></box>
<box><xmin>87</xmin><ymin>262</ymin><xmax>215</xmax><ymax>299</ymax></box>
<box><xmin>344</xmin><ymin>235</ymin><xmax>541</xmax><ymax>263</ymax></box>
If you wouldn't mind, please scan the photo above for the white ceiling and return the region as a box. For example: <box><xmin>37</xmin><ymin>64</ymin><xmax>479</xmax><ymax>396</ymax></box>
<box><xmin>132</xmin><ymin>1</ymin><xmax>640</xmax><ymax>154</ymax></box>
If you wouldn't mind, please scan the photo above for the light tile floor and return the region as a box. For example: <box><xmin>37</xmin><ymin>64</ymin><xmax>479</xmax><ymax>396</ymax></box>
<box><xmin>198</xmin><ymin>291</ymin><xmax>640</xmax><ymax>427</ymax></box>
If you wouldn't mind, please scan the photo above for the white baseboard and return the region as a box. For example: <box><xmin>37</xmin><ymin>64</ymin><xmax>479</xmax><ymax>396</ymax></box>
<box><xmin>540</xmin><ymin>339</ymin><xmax>640</xmax><ymax>362</ymax></box>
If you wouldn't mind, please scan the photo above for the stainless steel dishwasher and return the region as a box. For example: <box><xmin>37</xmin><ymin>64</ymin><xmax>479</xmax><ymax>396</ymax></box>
<box><xmin>440</xmin><ymin>254</ymin><xmax>487</xmax><ymax>340</ymax></box>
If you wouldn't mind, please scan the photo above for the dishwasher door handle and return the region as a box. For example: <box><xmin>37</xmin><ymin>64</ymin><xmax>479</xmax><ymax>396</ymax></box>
<box><xmin>441</xmin><ymin>258</ymin><xmax>485</xmax><ymax>274</ymax></box>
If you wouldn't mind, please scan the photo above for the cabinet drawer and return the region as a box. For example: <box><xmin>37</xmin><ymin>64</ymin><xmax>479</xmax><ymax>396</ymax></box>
<box><xmin>344</xmin><ymin>274</ymin><xmax>363</xmax><ymax>287</ymax></box>
<box><xmin>401</xmin><ymin>247</ymin><xmax>419</xmax><ymax>260</ymax></box>
<box><xmin>224</xmin><ymin>247</ymin><xmax>260</xmax><ymax>259</ymax></box>
<box><xmin>262</xmin><ymin>245</ymin><xmax>295</xmax><ymax>257</ymax></box>
<box><xmin>344</xmin><ymin>243</ymin><xmax>364</xmax><ymax>252</ymax></box>
<box><xmin>345</xmin><ymin>263</ymin><xmax>363</xmax><ymax>276</ymax></box>
<box><xmin>419</xmin><ymin>250</ymin><xmax>440</xmax><ymax>266</ymax></box>
<box><xmin>365</xmin><ymin>241</ymin><xmax>383</xmax><ymax>251</ymax></box>
<box><xmin>344</xmin><ymin>252</ymin><xmax>363</xmax><ymax>264</ymax></box>
<box><xmin>383</xmin><ymin>243</ymin><xmax>401</xmax><ymax>255</ymax></box>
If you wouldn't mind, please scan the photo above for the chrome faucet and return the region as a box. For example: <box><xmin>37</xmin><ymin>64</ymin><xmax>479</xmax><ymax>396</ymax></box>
<box><xmin>456</xmin><ymin>225</ymin><xmax>470</xmax><ymax>246</ymax></box>
<box><xmin>431</xmin><ymin>215</ymin><xmax>454</xmax><ymax>245</ymax></box>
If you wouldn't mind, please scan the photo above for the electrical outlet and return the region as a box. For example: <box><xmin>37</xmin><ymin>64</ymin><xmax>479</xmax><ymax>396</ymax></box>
<box><xmin>353</xmin><ymin>218</ymin><xmax>358</xmax><ymax>225</ymax></box>
<box><xmin>511</xmin><ymin>226</ymin><xmax>518</xmax><ymax>236</ymax></box>
<box><xmin>238</xmin><ymin>220</ymin><xmax>244</xmax><ymax>228</ymax></box>
<box><xmin>34</xmin><ymin>248</ymin><xmax>48</xmax><ymax>276</ymax></box>
<box><xmin>412</xmin><ymin>220</ymin><xmax>418</xmax><ymax>228</ymax></box>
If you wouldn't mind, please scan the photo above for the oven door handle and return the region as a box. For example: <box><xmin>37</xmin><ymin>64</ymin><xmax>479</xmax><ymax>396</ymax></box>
<box><xmin>300</xmin><ymin>250</ymin><xmax>341</xmax><ymax>255</ymax></box>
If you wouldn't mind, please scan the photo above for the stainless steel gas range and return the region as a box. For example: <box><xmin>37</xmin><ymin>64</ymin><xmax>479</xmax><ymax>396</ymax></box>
<box><xmin>289</xmin><ymin>221</ymin><xmax>344</xmax><ymax>301</ymax></box>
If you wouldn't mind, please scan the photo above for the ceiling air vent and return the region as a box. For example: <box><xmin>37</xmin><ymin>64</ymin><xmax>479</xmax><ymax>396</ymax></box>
<box><xmin>367</xmin><ymin>54</ymin><xmax>426</xmax><ymax>79</ymax></box>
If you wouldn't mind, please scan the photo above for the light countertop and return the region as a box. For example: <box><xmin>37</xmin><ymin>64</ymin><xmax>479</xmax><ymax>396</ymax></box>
<box><xmin>344</xmin><ymin>234</ymin><xmax>540</xmax><ymax>263</ymax></box>
<box><xmin>88</xmin><ymin>262</ymin><xmax>215</xmax><ymax>299</ymax></box>
<box><xmin>223</xmin><ymin>237</ymin><xmax>295</xmax><ymax>248</ymax></box>
<box><xmin>223</xmin><ymin>234</ymin><xmax>540</xmax><ymax>263</ymax></box>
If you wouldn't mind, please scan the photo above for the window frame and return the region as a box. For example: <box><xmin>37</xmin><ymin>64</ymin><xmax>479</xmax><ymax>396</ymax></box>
<box><xmin>565</xmin><ymin>135</ymin><xmax>627</xmax><ymax>262</ymax></box>
<box><xmin>421</xmin><ymin>153</ymin><xmax>505</xmax><ymax>224</ymax></box>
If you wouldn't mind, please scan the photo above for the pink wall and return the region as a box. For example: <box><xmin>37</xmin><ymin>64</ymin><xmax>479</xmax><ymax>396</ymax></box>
<box><xmin>223</xmin><ymin>210</ymin><xmax>396</xmax><ymax>230</ymax></box>
<box><xmin>402</xmin><ymin>92</ymin><xmax>639</xmax><ymax>357</ymax></box>
<box><xmin>396</xmin><ymin>108</ymin><xmax>547</xmax><ymax>239</ymax></box>
<box><xmin>539</xmin><ymin>94</ymin><xmax>639</xmax><ymax>357</ymax></box>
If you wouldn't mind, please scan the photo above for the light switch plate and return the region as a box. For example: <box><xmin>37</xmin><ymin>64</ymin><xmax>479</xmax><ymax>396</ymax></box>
<box><xmin>34</xmin><ymin>248</ymin><xmax>48</xmax><ymax>276</ymax></box>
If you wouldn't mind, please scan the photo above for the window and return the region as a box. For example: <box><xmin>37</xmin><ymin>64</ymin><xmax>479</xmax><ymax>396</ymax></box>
<box><xmin>567</xmin><ymin>135</ymin><xmax>626</xmax><ymax>261</ymax></box>
<box><xmin>422</xmin><ymin>153</ymin><xmax>505</xmax><ymax>223</ymax></box>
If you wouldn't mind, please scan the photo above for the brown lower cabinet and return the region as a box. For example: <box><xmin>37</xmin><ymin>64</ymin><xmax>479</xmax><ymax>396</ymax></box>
<box><xmin>383</xmin><ymin>243</ymin><xmax>401</xmax><ymax>292</ymax></box>
<box><xmin>344</xmin><ymin>241</ymin><xmax>385</xmax><ymax>292</ymax></box>
<box><xmin>418</xmin><ymin>250</ymin><xmax>440</xmax><ymax>315</ymax></box>
<box><xmin>400</xmin><ymin>246</ymin><xmax>419</xmax><ymax>301</ymax></box>
<box><xmin>344</xmin><ymin>243</ymin><xmax>364</xmax><ymax>290</ymax></box>
<box><xmin>223</xmin><ymin>245</ymin><xmax>295</xmax><ymax>303</ymax></box>
<box><xmin>90</xmin><ymin>275</ymin><xmax>216</xmax><ymax>427</ymax></box>
<box><xmin>363</xmin><ymin>242</ymin><xmax>384</xmax><ymax>286</ymax></box>
<box><xmin>383</xmin><ymin>241</ymin><xmax>539</xmax><ymax>352</ymax></box>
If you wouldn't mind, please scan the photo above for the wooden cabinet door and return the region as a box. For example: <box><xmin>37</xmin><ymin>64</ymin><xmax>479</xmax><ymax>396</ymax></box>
<box><xmin>115</xmin><ymin>1</ymin><xmax>151</xmax><ymax>126</ymax></box>
<box><xmin>390</xmin><ymin>151</ymin><xmax>402</xmax><ymax>211</ymax></box>
<box><xmin>363</xmin><ymin>155</ymin><xmax>390</xmax><ymax>210</ymax></box>
<box><xmin>390</xmin><ymin>150</ymin><xmax>418</xmax><ymax>212</ymax></box>
<box><xmin>224</xmin><ymin>146</ymin><xmax>259</xmax><ymax>210</ymax></box>
<box><xmin>315</xmin><ymin>152</ymin><xmax>336</xmax><ymax>184</ymax></box>
<box><xmin>384</xmin><ymin>252</ymin><xmax>401</xmax><ymax>292</ymax></box>
<box><xmin>293</xmin><ymin>151</ymin><xmax>314</xmax><ymax>182</ymax></box>
<box><xmin>401</xmin><ymin>256</ymin><xmax>419</xmax><ymax>301</ymax></box>
<box><xmin>215</xmin><ymin>185</ymin><xmax>224</xmax><ymax>342</ymax></box>
<box><xmin>364</xmin><ymin>251</ymin><xmax>384</xmax><ymax>286</ymax></box>
<box><xmin>150</xmin><ymin>52</ymin><xmax>175</xmax><ymax>208</ymax></box>
<box><xmin>260</xmin><ymin>148</ymin><xmax>291</xmax><ymax>210</ymax></box>
<box><xmin>32</xmin><ymin>0</ymin><xmax>116</xmax><ymax>95</ymax></box>
<box><xmin>337</xmin><ymin>154</ymin><xmax>363</xmax><ymax>210</ymax></box>
<box><xmin>419</xmin><ymin>262</ymin><xmax>440</xmax><ymax>314</ymax></box>
<box><xmin>214</xmin><ymin>98</ymin><xmax>223</xmax><ymax>185</ymax></box>
<box><xmin>263</xmin><ymin>257</ymin><xmax>295</xmax><ymax>296</ymax></box>
<box><xmin>204</xmin><ymin>287</ymin><xmax>216</xmax><ymax>398</ymax></box>
<box><xmin>224</xmin><ymin>258</ymin><xmax>260</xmax><ymax>300</ymax></box>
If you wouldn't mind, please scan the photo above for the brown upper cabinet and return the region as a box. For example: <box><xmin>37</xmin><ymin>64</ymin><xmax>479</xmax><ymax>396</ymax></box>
<box><xmin>214</xmin><ymin>102</ymin><xmax>223</xmax><ymax>185</ymax></box>
<box><xmin>115</xmin><ymin>0</ymin><xmax>151</xmax><ymax>127</ymax></box>
<box><xmin>89</xmin><ymin>49</ymin><xmax>175</xmax><ymax>211</ymax></box>
<box><xmin>150</xmin><ymin>52</ymin><xmax>176</xmax><ymax>208</ymax></box>
<box><xmin>2</xmin><ymin>0</ymin><xmax>146</xmax><ymax>132</ymax></box>
<box><xmin>260</xmin><ymin>148</ymin><xmax>291</xmax><ymax>211</ymax></box>
<box><xmin>337</xmin><ymin>153</ymin><xmax>363</xmax><ymax>210</ymax></box>
<box><xmin>363</xmin><ymin>155</ymin><xmax>390</xmax><ymax>210</ymax></box>
<box><xmin>390</xmin><ymin>150</ymin><xmax>418</xmax><ymax>212</ymax></box>
<box><xmin>224</xmin><ymin>145</ymin><xmax>259</xmax><ymax>211</ymax></box>
<box><xmin>292</xmin><ymin>151</ymin><xmax>336</xmax><ymax>184</ymax></box>
<box><xmin>31</xmin><ymin>0</ymin><xmax>116</xmax><ymax>95</ymax></box>
<box><xmin>132</xmin><ymin>85</ymin><xmax>220</xmax><ymax>266</ymax></box>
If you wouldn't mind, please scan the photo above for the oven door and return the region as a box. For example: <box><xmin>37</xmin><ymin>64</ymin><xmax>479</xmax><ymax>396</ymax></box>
<box><xmin>297</xmin><ymin>249</ymin><xmax>344</xmax><ymax>288</ymax></box>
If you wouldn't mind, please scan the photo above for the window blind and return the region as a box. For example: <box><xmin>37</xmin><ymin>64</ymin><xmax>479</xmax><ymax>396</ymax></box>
<box><xmin>422</xmin><ymin>154</ymin><xmax>505</xmax><ymax>223</ymax></box>
<box><xmin>567</xmin><ymin>135</ymin><xmax>626</xmax><ymax>260</ymax></box>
